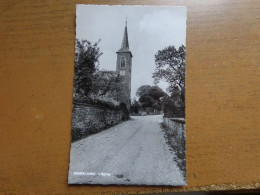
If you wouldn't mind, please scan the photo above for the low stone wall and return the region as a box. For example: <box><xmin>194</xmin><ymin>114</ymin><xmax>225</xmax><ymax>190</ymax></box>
<box><xmin>72</xmin><ymin>103</ymin><xmax>122</xmax><ymax>142</ymax></box>
<box><xmin>163</xmin><ymin>117</ymin><xmax>186</xmax><ymax>143</ymax></box>
<box><xmin>162</xmin><ymin>117</ymin><xmax>186</xmax><ymax>175</ymax></box>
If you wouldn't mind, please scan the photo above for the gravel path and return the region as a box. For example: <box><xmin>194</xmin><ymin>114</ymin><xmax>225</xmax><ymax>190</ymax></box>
<box><xmin>68</xmin><ymin>115</ymin><xmax>186</xmax><ymax>186</ymax></box>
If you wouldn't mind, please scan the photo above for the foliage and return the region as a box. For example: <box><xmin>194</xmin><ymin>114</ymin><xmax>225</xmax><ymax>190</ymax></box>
<box><xmin>136</xmin><ymin>85</ymin><xmax>165</xmax><ymax>110</ymax></box>
<box><xmin>73</xmin><ymin>95</ymin><xmax>120</xmax><ymax>110</ymax></box>
<box><xmin>130</xmin><ymin>98</ymin><xmax>141</xmax><ymax>114</ymax></box>
<box><xmin>73</xmin><ymin>39</ymin><xmax>103</xmax><ymax>97</ymax></box>
<box><xmin>149</xmin><ymin>86</ymin><xmax>166</xmax><ymax>101</ymax></box>
<box><xmin>161</xmin><ymin>95</ymin><xmax>185</xmax><ymax>118</ymax></box>
<box><xmin>153</xmin><ymin>45</ymin><xmax>186</xmax><ymax>116</ymax></box>
<box><xmin>73</xmin><ymin>39</ymin><xmax>123</xmax><ymax>108</ymax></box>
<box><xmin>91</xmin><ymin>71</ymin><xmax>122</xmax><ymax>101</ymax></box>
<box><xmin>136</xmin><ymin>85</ymin><xmax>165</xmax><ymax>100</ymax></box>
<box><xmin>138</xmin><ymin>94</ymin><xmax>155</xmax><ymax>107</ymax></box>
<box><xmin>136</xmin><ymin>85</ymin><xmax>151</xmax><ymax>97</ymax></box>
<box><xmin>120</xmin><ymin>102</ymin><xmax>130</xmax><ymax>120</ymax></box>
<box><xmin>153</xmin><ymin>45</ymin><xmax>185</xmax><ymax>92</ymax></box>
<box><xmin>161</xmin><ymin>122</ymin><xmax>186</xmax><ymax>175</ymax></box>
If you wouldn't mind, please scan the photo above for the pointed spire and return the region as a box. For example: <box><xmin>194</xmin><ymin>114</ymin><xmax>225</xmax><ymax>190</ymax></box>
<box><xmin>117</xmin><ymin>18</ymin><xmax>132</xmax><ymax>57</ymax></box>
<box><xmin>121</xmin><ymin>18</ymin><xmax>129</xmax><ymax>49</ymax></box>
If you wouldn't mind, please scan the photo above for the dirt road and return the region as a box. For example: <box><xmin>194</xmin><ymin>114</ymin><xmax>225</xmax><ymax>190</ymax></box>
<box><xmin>68</xmin><ymin>115</ymin><xmax>185</xmax><ymax>186</ymax></box>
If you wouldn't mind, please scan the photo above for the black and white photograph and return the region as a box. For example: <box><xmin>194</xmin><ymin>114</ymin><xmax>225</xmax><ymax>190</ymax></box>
<box><xmin>68</xmin><ymin>4</ymin><xmax>187</xmax><ymax>186</ymax></box>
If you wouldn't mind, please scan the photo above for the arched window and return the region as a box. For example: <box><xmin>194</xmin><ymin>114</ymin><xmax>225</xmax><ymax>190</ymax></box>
<box><xmin>121</xmin><ymin>58</ymin><xmax>125</xmax><ymax>68</ymax></box>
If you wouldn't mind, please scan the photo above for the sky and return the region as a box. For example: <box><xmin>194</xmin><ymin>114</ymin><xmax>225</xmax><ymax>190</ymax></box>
<box><xmin>76</xmin><ymin>5</ymin><xmax>186</xmax><ymax>99</ymax></box>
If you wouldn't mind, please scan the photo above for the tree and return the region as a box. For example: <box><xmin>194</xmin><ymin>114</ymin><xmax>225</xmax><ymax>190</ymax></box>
<box><xmin>136</xmin><ymin>85</ymin><xmax>151</xmax><ymax>97</ymax></box>
<box><xmin>161</xmin><ymin>94</ymin><xmax>185</xmax><ymax>118</ymax></box>
<box><xmin>149</xmin><ymin>86</ymin><xmax>165</xmax><ymax>101</ymax></box>
<box><xmin>139</xmin><ymin>94</ymin><xmax>155</xmax><ymax>107</ymax></box>
<box><xmin>153</xmin><ymin>45</ymin><xmax>186</xmax><ymax>109</ymax></box>
<box><xmin>91</xmin><ymin>71</ymin><xmax>122</xmax><ymax>100</ymax></box>
<box><xmin>136</xmin><ymin>85</ymin><xmax>165</xmax><ymax>110</ymax></box>
<box><xmin>136</xmin><ymin>85</ymin><xmax>165</xmax><ymax>100</ymax></box>
<box><xmin>73</xmin><ymin>39</ymin><xmax>103</xmax><ymax>98</ymax></box>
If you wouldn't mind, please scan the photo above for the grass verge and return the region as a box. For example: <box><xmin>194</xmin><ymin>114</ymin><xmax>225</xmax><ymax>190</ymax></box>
<box><xmin>160</xmin><ymin>122</ymin><xmax>186</xmax><ymax>178</ymax></box>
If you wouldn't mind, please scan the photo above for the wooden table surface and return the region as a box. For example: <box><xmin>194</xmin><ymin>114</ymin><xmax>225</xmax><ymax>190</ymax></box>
<box><xmin>0</xmin><ymin>0</ymin><xmax>259</xmax><ymax>194</ymax></box>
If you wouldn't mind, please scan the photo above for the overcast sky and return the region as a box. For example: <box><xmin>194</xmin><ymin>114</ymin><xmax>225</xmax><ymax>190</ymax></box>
<box><xmin>76</xmin><ymin>5</ymin><xmax>186</xmax><ymax>99</ymax></box>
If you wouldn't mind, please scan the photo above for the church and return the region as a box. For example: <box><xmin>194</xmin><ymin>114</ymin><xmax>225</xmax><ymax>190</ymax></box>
<box><xmin>100</xmin><ymin>21</ymin><xmax>133</xmax><ymax>109</ymax></box>
<box><xmin>116</xmin><ymin>20</ymin><xmax>133</xmax><ymax>109</ymax></box>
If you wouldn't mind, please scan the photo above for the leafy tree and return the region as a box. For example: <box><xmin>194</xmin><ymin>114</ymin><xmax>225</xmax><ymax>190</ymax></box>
<box><xmin>136</xmin><ymin>85</ymin><xmax>165</xmax><ymax>100</ymax></box>
<box><xmin>161</xmin><ymin>95</ymin><xmax>185</xmax><ymax>118</ymax></box>
<box><xmin>91</xmin><ymin>71</ymin><xmax>122</xmax><ymax>100</ymax></box>
<box><xmin>149</xmin><ymin>86</ymin><xmax>165</xmax><ymax>101</ymax></box>
<box><xmin>136</xmin><ymin>85</ymin><xmax>165</xmax><ymax>110</ymax></box>
<box><xmin>136</xmin><ymin>85</ymin><xmax>151</xmax><ymax>97</ymax></box>
<box><xmin>73</xmin><ymin>39</ymin><xmax>103</xmax><ymax>98</ymax></box>
<box><xmin>153</xmin><ymin>45</ymin><xmax>186</xmax><ymax>110</ymax></box>
<box><xmin>139</xmin><ymin>94</ymin><xmax>155</xmax><ymax>107</ymax></box>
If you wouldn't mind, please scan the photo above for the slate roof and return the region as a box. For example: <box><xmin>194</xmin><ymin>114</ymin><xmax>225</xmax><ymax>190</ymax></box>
<box><xmin>116</xmin><ymin>23</ymin><xmax>133</xmax><ymax>57</ymax></box>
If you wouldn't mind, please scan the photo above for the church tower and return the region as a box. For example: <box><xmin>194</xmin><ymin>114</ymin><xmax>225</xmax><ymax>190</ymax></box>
<box><xmin>116</xmin><ymin>20</ymin><xmax>133</xmax><ymax>109</ymax></box>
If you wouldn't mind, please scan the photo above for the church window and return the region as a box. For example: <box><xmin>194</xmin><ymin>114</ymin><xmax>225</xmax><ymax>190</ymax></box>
<box><xmin>120</xmin><ymin>70</ymin><xmax>125</xmax><ymax>76</ymax></box>
<box><xmin>121</xmin><ymin>58</ymin><xmax>125</xmax><ymax>68</ymax></box>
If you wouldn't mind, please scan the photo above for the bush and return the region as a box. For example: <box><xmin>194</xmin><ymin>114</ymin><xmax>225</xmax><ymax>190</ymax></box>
<box><xmin>162</xmin><ymin>96</ymin><xmax>185</xmax><ymax>118</ymax></box>
<box><xmin>120</xmin><ymin>102</ymin><xmax>129</xmax><ymax>120</ymax></box>
<box><xmin>73</xmin><ymin>96</ymin><xmax>120</xmax><ymax>110</ymax></box>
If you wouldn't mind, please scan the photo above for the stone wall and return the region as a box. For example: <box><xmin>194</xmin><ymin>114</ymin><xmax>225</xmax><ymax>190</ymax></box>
<box><xmin>163</xmin><ymin>117</ymin><xmax>186</xmax><ymax>143</ymax></box>
<box><xmin>162</xmin><ymin>117</ymin><xmax>186</xmax><ymax>174</ymax></box>
<box><xmin>71</xmin><ymin>103</ymin><xmax>122</xmax><ymax>142</ymax></box>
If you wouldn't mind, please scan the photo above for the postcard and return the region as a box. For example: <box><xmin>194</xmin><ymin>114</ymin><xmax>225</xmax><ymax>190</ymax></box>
<box><xmin>68</xmin><ymin>4</ymin><xmax>187</xmax><ymax>186</ymax></box>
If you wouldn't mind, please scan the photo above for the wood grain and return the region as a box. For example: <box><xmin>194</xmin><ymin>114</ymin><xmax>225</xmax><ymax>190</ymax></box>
<box><xmin>0</xmin><ymin>0</ymin><xmax>259</xmax><ymax>194</ymax></box>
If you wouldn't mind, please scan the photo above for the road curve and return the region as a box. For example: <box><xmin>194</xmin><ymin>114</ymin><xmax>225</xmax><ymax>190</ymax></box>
<box><xmin>68</xmin><ymin>115</ymin><xmax>185</xmax><ymax>186</ymax></box>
